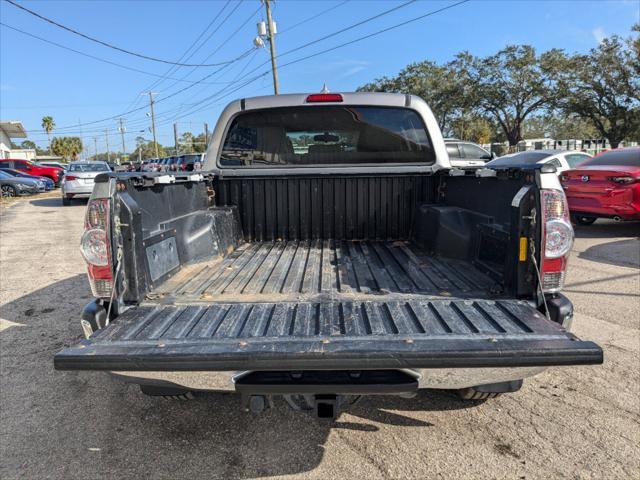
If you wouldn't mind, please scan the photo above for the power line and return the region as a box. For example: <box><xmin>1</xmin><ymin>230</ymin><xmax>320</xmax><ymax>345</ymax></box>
<box><xmin>119</xmin><ymin>0</ymin><xmax>234</xmax><ymax>114</ymax></box>
<box><xmin>5</xmin><ymin>0</ymin><xmax>248</xmax><ymax>67</ymax></box>
<box><xmin>19</xmin><ymin>47</ymin><xmax>256</xmax><ymax>134</ymax></box>
<box><xmin>192</xmin><ymin>0</ymin><xmax>420</xmax><ymax>95</ymax></box>
<box><xmin>278</xmin><ymin>0</ymin><xmax>349</xmax><ymax>35</ymax></box>
<box><xmin>280</xmin><ymin>0</ymin><xmax>417</xmax><ymax>59</ymax></box>
<box><xmin>18</xmin><ymin>0</ymin><xmax>468</xmax><ymax>135</ymax></box>
<box><xmin>157</xmin><ymin>3</ymin><xmax>262</xmax><ymax>94</ymax></box>
<box><xmin>0</xmin><ymin>22</ymin><xmax>243</xmax><ymax>86</ymax></box>
<box><xmin>279</xmin><ymin>1</ymin><xmax>471</xmax><ymax>70</ymax></box>
<box><xmin>139</xmin><ymin>0</ymin><xmax>235</xmax><ymax>94</ymax></box>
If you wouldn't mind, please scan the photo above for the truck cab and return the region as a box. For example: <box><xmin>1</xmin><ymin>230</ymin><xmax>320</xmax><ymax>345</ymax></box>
<box><xmin>55</xmin><ymin>92</ymin><xmax>602</xmax><ymax>418</ymax></box>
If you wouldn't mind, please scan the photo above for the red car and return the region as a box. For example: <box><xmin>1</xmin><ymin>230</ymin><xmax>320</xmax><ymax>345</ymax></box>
<box><xmin>0</xmin><ymin>159</ymin><xmax>64</xmax><ymax>187</ymax></box>
<box><xmin>561</xmin><ymin>147</ymin><xmax>640</xmax><ymax>224</ymax></box>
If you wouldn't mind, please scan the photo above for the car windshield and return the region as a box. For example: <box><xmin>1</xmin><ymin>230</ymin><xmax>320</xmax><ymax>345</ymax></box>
<box><xmin>69</xmin><ymin>163</ymin><xmax>110</xmax><ymax>172</ymax></box>
<box><xmin>220</xmin><ymin>106</ymin><xmax>435</xmax><ymax>167</ymax></box>
<box><xmin>580</xmin><ymin>149</ymin><xmax>640</xmax><ymax>167</ymax></box>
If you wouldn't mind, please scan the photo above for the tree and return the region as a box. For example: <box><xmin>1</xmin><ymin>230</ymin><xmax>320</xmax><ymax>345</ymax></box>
<box><xmin>51</xmin><ymin>137</ymin><xmax>83</xmax><ymax>160</ymax></box>
<box><xmin>16</xmin><ymin>140</ymin><xmax>47</xmax><ymax>155</ymax></box>
<box><xmin>178</xmin><ymin>131</ymin><xmax>208</xmax><ymax>154</ymax></box>
<box><xmin>41</xmin><ymin>116</ymin><xmax>55</xmax><ymax>155</ymax></box>
<box><xmin>557</xmin><ymin>28</ymin><xmax>640</xmax><ymax>147</ymax></box>
<box><xmin>450</xmin><ymin>115</ymin><xmax>493</xmax><ymax>144</ymax></box>
<box><xmin>455</xmin><ymin>46</ymin><xmax>564</xmax><ymax>145</ymax></box>
<box><xmin>179</xmin><ymin>131</ymin><xmax>196</xmax><ymax>153</ymax></box>
<box><xmin>358</xmin><ymin>61</ymin><xmax>471</xmax><ymax>134</ymax></box>
<box><xmin>130</xmin><ymin>139</ymin><xmax>166</xmax><ymax>160</ymax></box>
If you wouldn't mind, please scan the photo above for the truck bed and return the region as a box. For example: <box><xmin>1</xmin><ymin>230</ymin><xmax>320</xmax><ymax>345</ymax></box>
<box><xmin>55</xmin><ymin>240</ymin><xmax>603</xmax><ymax>371</ymax></box>
<box><xmin>152</xmin><ymin>240</ymin><xmax>497</xmax><ymax>303</ymax></box>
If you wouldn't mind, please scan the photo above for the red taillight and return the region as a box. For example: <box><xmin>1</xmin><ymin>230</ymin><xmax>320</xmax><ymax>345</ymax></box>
<box><xmin>540</xmin><ymin>189</ymin><xmax>574</xmax><ymax>293</ymax></box>
<box><xmin>65</xmin><ymin>175</ymin><xmax>77</xmax><ymax>181</ymax></box>
<box><xmin>80</xmin><ymin>198</ymin><xmax>113</xmax><ymax>298</ymax></box>
<box><xmin>306</xmin><ymin>93</ymin><xmax>343</xmax><ymax>103</ymax></box>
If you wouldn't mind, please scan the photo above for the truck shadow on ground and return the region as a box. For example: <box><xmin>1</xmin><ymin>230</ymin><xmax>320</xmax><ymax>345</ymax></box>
<box><xmin>29</xmin><ymin>197</ymin><xmax>88</xmax><ymax>208</ymax></box>
<box><xmin>107</xmin><ymin>384</ymin><xmax>481</xmax><ymax>478</ymax></box>
<box><xmin>577</xmin><ymin>238</ymin><xmax>640</xmax><ymax>269</ymax></box>
<box><xmin>1</xmin><ymin>273</ymin><xmax>484</xmax><ymax>479</ymax></box>
<box><xmin>573</xmin><ymin>219</ymin><xmax>639</xmax><ymax>239</ymax></box>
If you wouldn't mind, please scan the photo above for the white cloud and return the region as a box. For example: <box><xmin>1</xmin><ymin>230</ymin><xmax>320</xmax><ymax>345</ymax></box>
<box><xmin>592</xmin><ymin>26</ymin><xmax>607</xmax><ymax>44</ymax></box>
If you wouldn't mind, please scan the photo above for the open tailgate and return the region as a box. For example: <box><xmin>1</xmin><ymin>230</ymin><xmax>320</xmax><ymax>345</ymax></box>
<box><xmin>54</xmin><ymin>299</ymin><xmax>602</xmax><ymax>371</ymax></box>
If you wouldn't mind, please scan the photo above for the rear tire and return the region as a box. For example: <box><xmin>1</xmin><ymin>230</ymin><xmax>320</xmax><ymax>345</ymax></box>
<box><xmin>1</xmin><ymin>185</ymin><xmax>16</xmax><ymax>197</ymax></box>
<box><xmin>139</xmin><ymin>384</ymin><xmax>195</xmax><ymax>400</ymax></box>
<box><xmin>456</xmin><ymin>379</ymin><xmax>523</xmax><ymax>400</ymax></box>
<box><xmin>457</xmin><ymin>388</ymin><xmax>503</xmax><ymax>400</ymax></box>
<box><xmin>572</xmin><ymin>215</ymin><xmax>596</xmax><ymax>225</ymax></box>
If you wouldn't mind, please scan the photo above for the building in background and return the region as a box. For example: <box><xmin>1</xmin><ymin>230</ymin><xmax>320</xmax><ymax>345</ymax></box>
<box><xmin>0</xmin><ymin>120</ymin><xmax>34</xmax><ymax>159</ymax></box>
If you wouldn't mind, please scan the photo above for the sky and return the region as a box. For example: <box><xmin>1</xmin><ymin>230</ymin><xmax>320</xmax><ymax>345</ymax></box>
<box><xmin>1</xmin><ymin>0</ymin><xmax>638</xmax><ymax>154</ymax></box>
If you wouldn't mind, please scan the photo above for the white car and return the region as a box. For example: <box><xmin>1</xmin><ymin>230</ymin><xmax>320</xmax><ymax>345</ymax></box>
<box><xmin>61</xmin><ymin>161</ymin><xmax>111</xmax><ymax>206</ymax></box>
<box><xmin>486</xmin><ymin>150</ymin><xmax>592</xmax><ymax>174</ymax></box>
<box><xmin>444</xmin><ymin>139</ymin><xmax>495</xmax><ymax>168</ymax></box>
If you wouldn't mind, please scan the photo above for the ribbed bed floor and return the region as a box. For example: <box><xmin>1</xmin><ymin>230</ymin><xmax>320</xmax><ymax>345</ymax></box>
<box><xmin>152</xmin><ymin>240</ymin><xmax>498</xmax><ymax>304</ymax></box>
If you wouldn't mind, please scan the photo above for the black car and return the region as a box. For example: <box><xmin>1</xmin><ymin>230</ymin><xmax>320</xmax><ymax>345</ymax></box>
<box><xmin>0</xmin><ymin>170</ymin><xmax>41</xmax><ymax>196</ymax></box>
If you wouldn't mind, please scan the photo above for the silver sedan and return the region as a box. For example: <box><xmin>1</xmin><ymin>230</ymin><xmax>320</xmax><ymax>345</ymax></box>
<box><xmin>61</xmin><ymin>161</ymin><xmax>111</xmax><ymax>206</ymax></box>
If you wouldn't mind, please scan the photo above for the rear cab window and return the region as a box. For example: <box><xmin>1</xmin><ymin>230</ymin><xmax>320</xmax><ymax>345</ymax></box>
<box><xmin>219</xmin><ymin>106</ymin><xmax>435</xmax><ymax>167</ymax></box>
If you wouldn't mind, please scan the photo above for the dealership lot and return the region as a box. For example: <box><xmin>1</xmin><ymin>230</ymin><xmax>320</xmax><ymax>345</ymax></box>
<box><xmin>1</xmin><ymin>198</ymin><xmax>638</xmax><ymax>480</ymax></box>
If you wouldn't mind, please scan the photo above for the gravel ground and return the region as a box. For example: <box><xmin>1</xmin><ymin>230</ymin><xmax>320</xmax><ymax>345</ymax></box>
<box><xmin>1</xmin><ymin>196</ymin><xmax>638</xmax><ymax>480</ymax></box>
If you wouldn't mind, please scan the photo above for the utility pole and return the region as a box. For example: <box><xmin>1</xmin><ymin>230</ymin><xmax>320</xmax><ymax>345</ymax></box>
<box><xmin>173</xmin><ymin>123</ymin><xmax>179</xmax><ymax>156</ymax></box>
<box><xmin>118</xmin><ymin>118</ymin><xmax>126</xmax><ymax>163</ymax></box>
<box><xmin>143</xmin><ymin>92</ymin><xmax>159</xmax><ymax>158</ymax></box>
<box><xmin>93</xmin><ymin>137</ymin><xmax>98</xmax><ymax>160</ymax></box>
<box><xmin>264</xmin><ymin>0</ymin><xmax>279</xmax><ymax>94</ymax></box>
<box><xmin>204</xmin><ymin>123</ymin><xmax>209</xmax><ymax>149</ymax></box>
<box><xmin>105</xmin><ymin>129</ymin><xmax>110</xmax><ymax>163</ymax></box>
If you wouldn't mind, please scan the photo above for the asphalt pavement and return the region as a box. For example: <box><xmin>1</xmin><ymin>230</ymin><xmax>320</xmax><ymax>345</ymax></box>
<box><xmin>1</xmin><ymin>196</ymin><xmax>638</xmax><ymax>479</ymax></box>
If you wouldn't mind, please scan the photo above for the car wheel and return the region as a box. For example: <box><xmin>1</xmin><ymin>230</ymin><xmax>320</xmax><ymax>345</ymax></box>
<box><xmin>572</xmin><ymin>215</ymin><xmax>596</xmax><ymax>226</ymax></box>
<box><xmin>62</xmin><ymin>196</ymin><xmax>71</xmax><ymax>206</ymax></box>
<box><xmin>1</xmin><ymin>185</ymin><xmax>16</xmax><ymax>197</ymax></box>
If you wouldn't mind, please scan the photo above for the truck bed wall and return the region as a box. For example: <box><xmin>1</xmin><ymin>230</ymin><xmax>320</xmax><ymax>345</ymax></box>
<box><xmin>213</xmin><ymin>174</ymin><xmax>436</xmax><ymax>241</ymax></box>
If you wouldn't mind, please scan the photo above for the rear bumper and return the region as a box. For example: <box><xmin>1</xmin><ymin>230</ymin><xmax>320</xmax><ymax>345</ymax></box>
<box><xmin>62</xmin><ymin>181</ymin><xmax>94</xmax><ymax>196</ymax></box>
<box><xmin>566</xmin><ymin>188</ymin><xmax>640</xmax><ymax>220</ymax></box>
<box><xmin>110</xmin><ymin>366</ymin><xmax>548</xmax><ymax>392</ymax></box>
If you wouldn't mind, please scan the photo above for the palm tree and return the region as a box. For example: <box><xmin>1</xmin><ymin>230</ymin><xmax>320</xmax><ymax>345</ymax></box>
<box><xmin>41</xmin><ymin>116</ymin><xmax>55</xmax><ymax>155</ymax></box>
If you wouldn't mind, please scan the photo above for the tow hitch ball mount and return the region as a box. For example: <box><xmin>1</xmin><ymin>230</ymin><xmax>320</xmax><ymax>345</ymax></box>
<box><xmin>242</xmin><ymin>393</ymin><xmax>347</xmax><ymax>419</ymax></box>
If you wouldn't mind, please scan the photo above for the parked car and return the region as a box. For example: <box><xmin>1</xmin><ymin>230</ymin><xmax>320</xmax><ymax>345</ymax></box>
<box><xmin>141</xmin><ymin>159</ymin><xmax>160</xmax><ymax>172</ymax></box>
<box><xmin>444</xmin><ymin>139</ymin><xmax>494</xmax><ymax>168</ymax></box>
<box><xmin>486</xmin><ymin>150</ymin><xmax>592</xmax><ymax>175</ymax></box>
<box><xmin>0</xmin><ymin>168</ymin><xmax>54</xmax><ymax>190</ymax></box>
<box><xmin>55</xmin><ymin>92</ymin><xmax>602</xmax><ymax>418</ymax></box>
<box><xmin>36</xmin><ymin>161</ymin><xmax>68</xmax><ymax>171</ymax></box>
<box><xmin>0</xmin><ymin>170</ymin><xmax>41</xmax><ymax>197</ymax></box>
<box><xmin>561</xmin><ymin>147</ymin><xmax>640</xmax><ymax>224</ymax></box>
<box><xmin>0</xmin><ymin>159</ymin><xmax>64</xmax><ymax>186</ymax></box>
<box><xmin>175</xmin><ymin>153</ymin><xmax>203</xmax><ymax>171</ymax></box>
<box><xmin>61</xmin><ymin>161</ymin><xmax>111</xmax><ymax>206</ymax></box>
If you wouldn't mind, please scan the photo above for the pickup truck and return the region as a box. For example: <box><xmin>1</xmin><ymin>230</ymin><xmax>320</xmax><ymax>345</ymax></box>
<box><xmin>55</xmin><ymin>92</ymin><xmax>602</xmax><ymax>418</ymax></box>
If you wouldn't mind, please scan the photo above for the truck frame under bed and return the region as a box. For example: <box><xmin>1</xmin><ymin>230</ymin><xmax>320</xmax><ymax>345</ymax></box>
<box><xmin>55</xmin><ymin>240</ymin><xmax>603</xmax><ymax>371</ymax></box>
